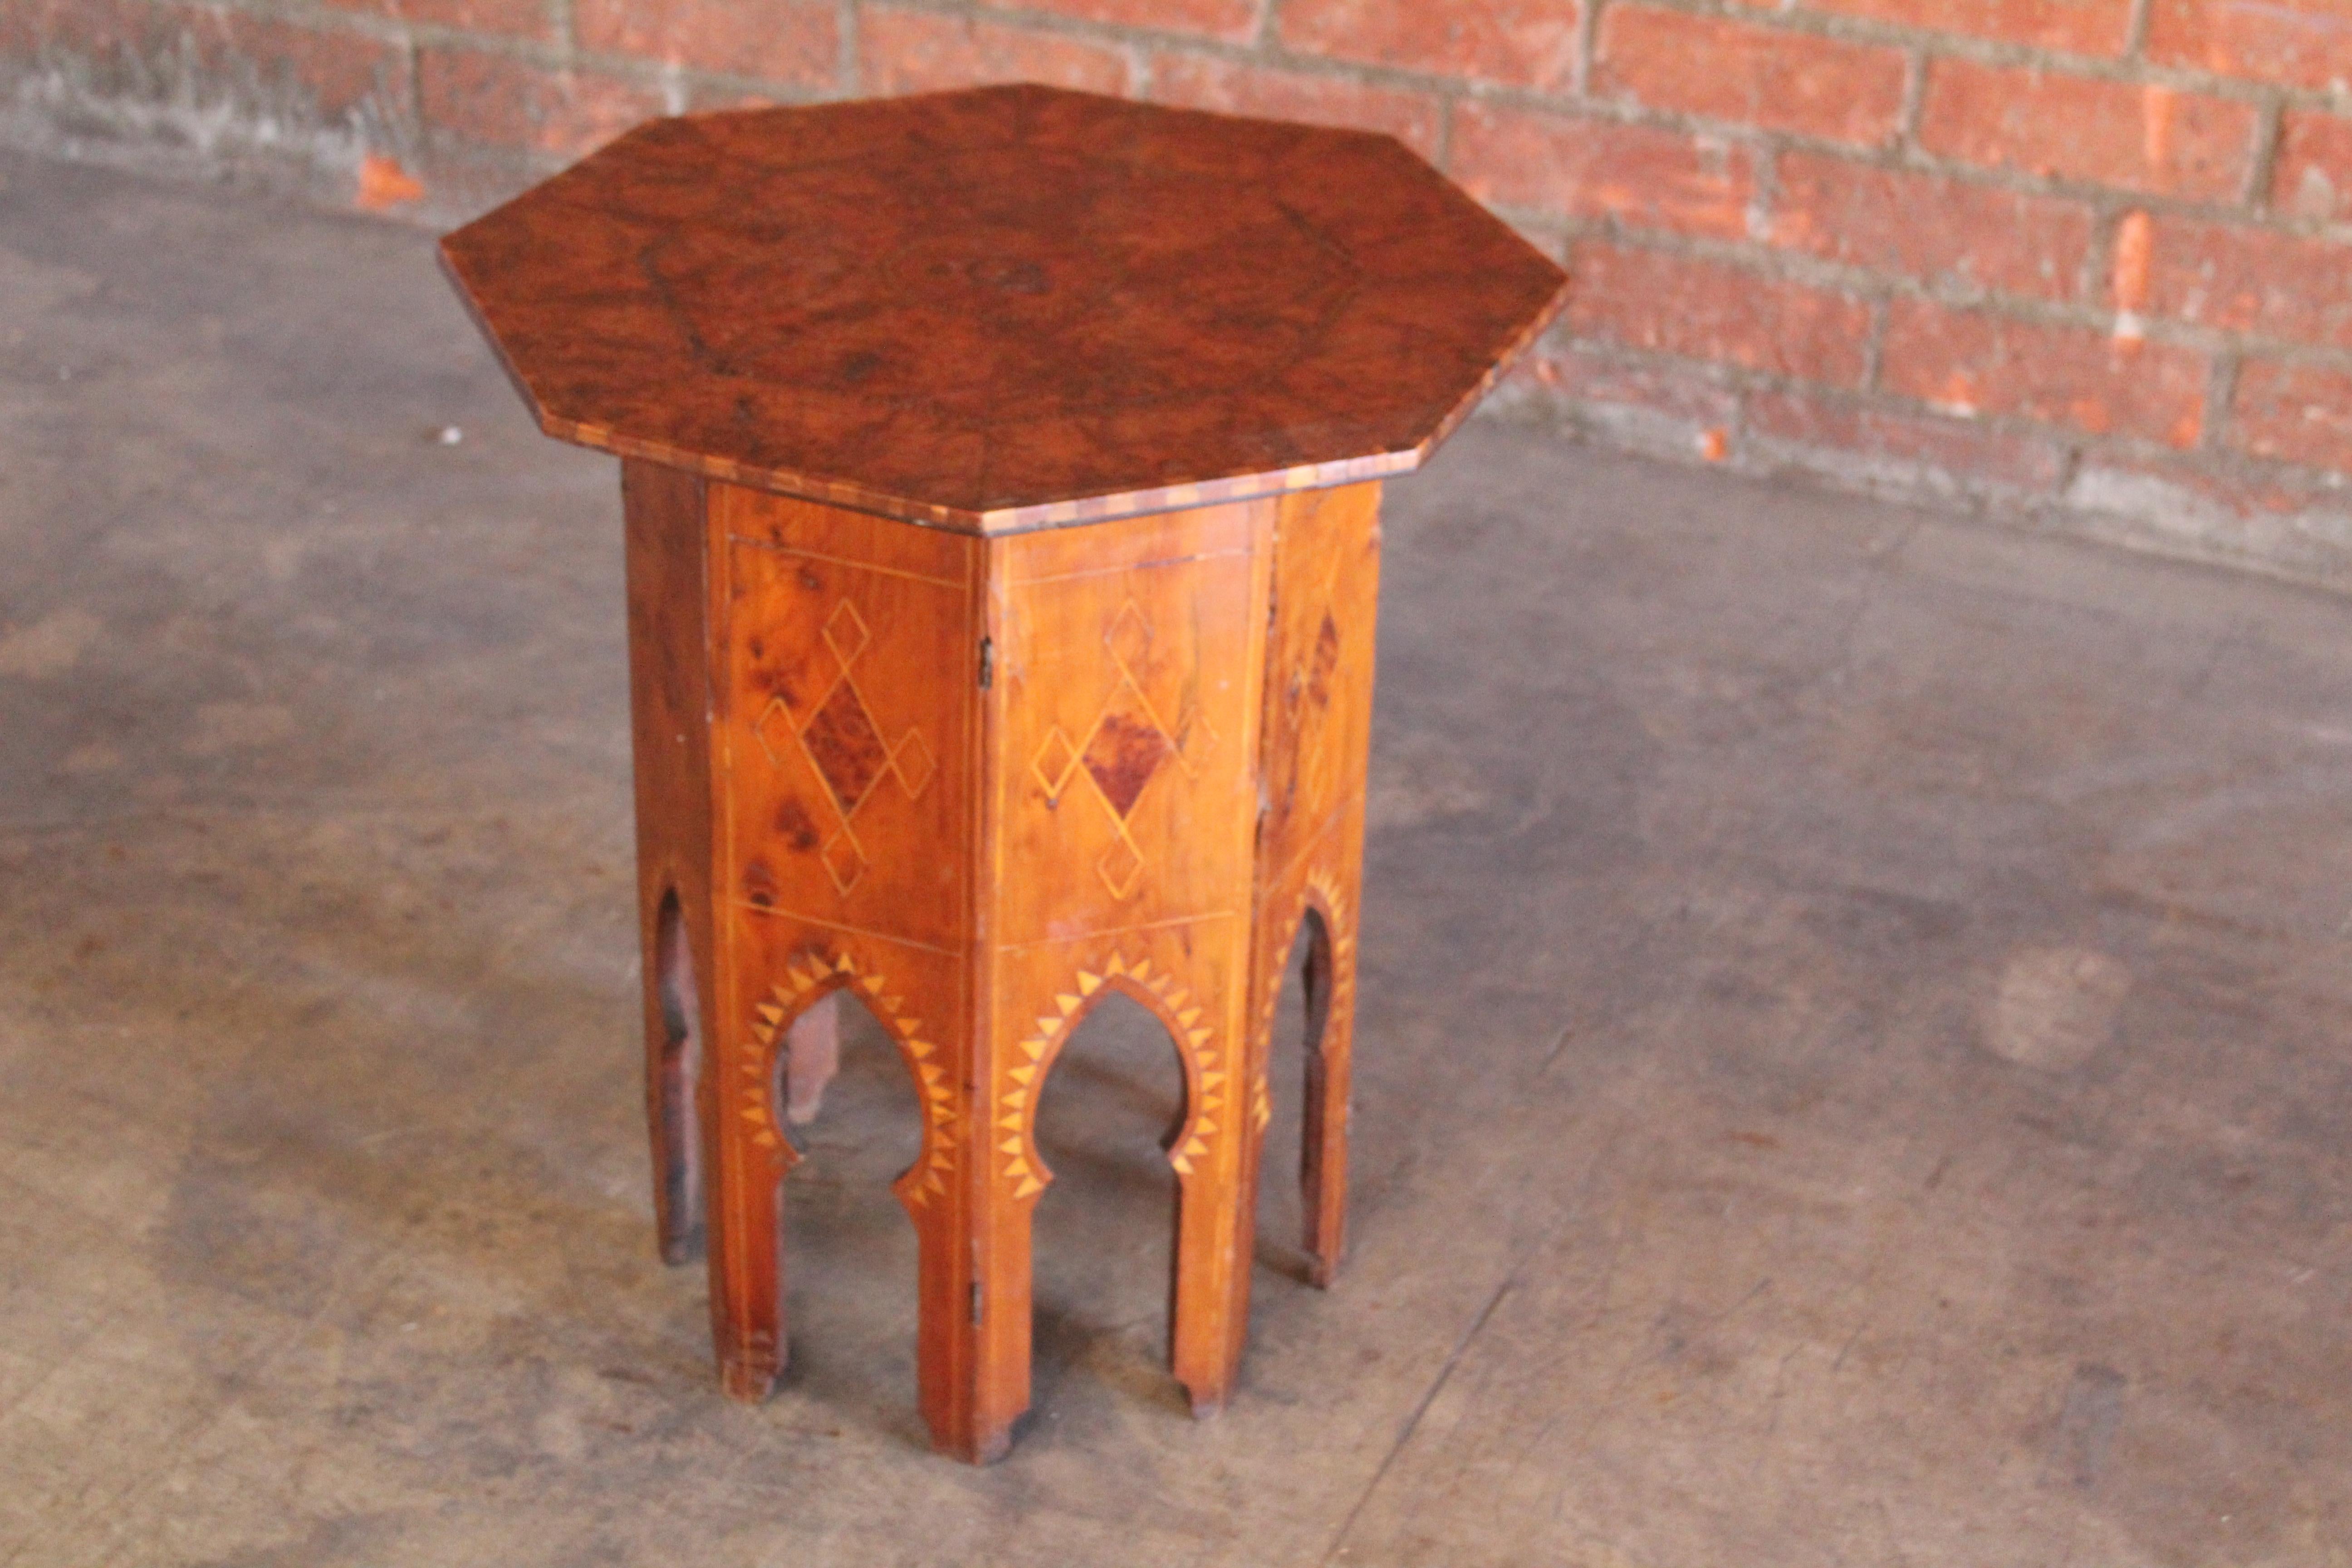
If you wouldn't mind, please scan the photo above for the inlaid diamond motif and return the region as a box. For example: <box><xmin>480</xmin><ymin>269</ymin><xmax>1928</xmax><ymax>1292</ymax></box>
<box><xmin>1025</xmin><ymin>598</ymin><xmax>1220</xmax><ymax>900</ymax></box>
<box><xmin>750</xmin><ymin>597</ymin><xmax>935</xmax><ymax>898</ymax></box>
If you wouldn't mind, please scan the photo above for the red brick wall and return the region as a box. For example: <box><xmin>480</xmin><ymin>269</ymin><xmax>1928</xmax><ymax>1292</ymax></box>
<box><xmin>10</xmin><ymin>0</ymin><xmax>2352</xmax><ymax>578</ymax></box>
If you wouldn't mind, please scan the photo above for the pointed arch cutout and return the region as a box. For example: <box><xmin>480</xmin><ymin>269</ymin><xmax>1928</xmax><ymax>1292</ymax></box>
<box><xmin>994</xmin><ymin>952</ymin><xmax>1227</xmax><ymax>1202</ymax></box>
<box><xmin>652</xmin><ymin>887</ymin><xmax>703</xmax><ymax>1262</ymax></box>
<box><xmin>1293</xmin><ymin>902</ymin><xmax>1337</xmax><ymax>1190</ymax></box>
<box><xmin>745</xmin><ymin>950</ymin><xmax>960</xmax><ymax>1211</ymax></box>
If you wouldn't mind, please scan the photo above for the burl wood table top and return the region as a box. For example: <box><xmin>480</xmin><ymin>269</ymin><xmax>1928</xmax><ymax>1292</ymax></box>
<box><xmin>441</xmin><ymin>84</ymin><xmax>1568</xmax><ymax>534</ymax></box>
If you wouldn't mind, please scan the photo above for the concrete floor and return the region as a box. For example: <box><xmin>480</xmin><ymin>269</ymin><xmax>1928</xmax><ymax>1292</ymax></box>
<box><xmin>3</xmin><ymin>151</ymin><xmax>2351</xmax><ymax>1568</ymax></box>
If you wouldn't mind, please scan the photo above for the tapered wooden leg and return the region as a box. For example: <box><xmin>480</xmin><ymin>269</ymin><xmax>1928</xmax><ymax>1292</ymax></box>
<box><xmin>709</xmin><ymin>1034</ymin><xmax>792</xmax><ymax>1401</ymax></box>
<box><xmin>1162</xmin><ymin>943</ymin><xmax>1251</xmax><ymax>1415</ymax></box>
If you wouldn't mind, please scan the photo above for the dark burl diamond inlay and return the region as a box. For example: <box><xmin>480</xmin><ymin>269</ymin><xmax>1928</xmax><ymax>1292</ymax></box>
<box><xmin>802</xmin><ymin>679</ymin><xmax>889</xmax><ymax>813</ymax></box>
<box><xmin>1081</xmin><ymin>708</ymin><xmax>1174</xmax><ymax>819</ymax></box>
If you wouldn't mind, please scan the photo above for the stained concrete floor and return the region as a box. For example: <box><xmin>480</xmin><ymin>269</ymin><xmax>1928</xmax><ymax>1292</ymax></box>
<box><xmin>4</xmin><ymin>149</ymin><xmax>2352</xmax><ymax>1568</ymax></box>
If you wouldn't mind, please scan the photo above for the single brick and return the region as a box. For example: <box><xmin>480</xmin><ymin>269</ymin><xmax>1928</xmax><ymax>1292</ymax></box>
<box><xmin>1150</xmin><ymin>54</ymin><xmax>1443</xmax><ymax>160</ymax></box>
<box><xmin>576</xmin><ymin>0</ymin><xmax>835</xmax><ymax>86</ymax></box>
<box><xmin>1747</xmin><ymin>387</ymin><xmax>2070</xmax><ymax>491</ymax></box>
<box><xmin>1594</xmin><ymin>5</ymin><xmax>1907</xmax><ymax>146</ymax></box>
<box><xmin>2147</xmin><ymin>0</ymin><xmax>2352</xmax><ymax>93</ymax></box>
<box><xmin>2232</xmin><ymin>359</ymin><xmax>2352</xmax><ymax>469</ymax></box>
<box><xmin>2112</xmin><ymin>209</ymin><xmax>2154</xmax><ymax>314</ymax></box>
<box><xmin>1769</xmin><ymin>152</ymin><xmax>2093</xmax><ymax>301</ymax></box>
<box><xmin>317</xmin><ymin>0</ymin><xmax>552</xmax><ymax>43</ymax></box>
<box><xmin>2272</xmin><ymin>110</ymin><xmax>2352</xmax><ymax>223</ymax></box>
<box><xmin>1278</xmin><ymin>0</ymin><xmax>1580</xmax><ymax>92</ymax></box>
<box><xmin>2145</xmin><ymin>215</ymin><xmax>2352</xmax><ymax>351</ymax></box>
<box><xmin>1451</xmin><ymin>104</ymin><xmax>1753</xmax><ymax>238</ymax></box>
<box><xmin>859</xmin><ymin>10</ymin><xmax>1132</xmax><ymax>96</ymax></box>
<box><xmin>1567</xmin><ymin>242</ymin><xmax>1873</xmax><ymax>387</ymax></box>
<box><xmin>1880</xmin><ymin>297</ymin><xmax>2207</xmax><ymax>446</ymax></box>
<box><xmin>1919</xmin><ymin>58</ymin><xmax>2259</xmax><ymax>200</ymax></box>
<box><xmin>1795</xmin><ymin>0</ymin><xmax>2132</xmax><ymax>55</ymax></box>
<box><xmin>418</xmin><ymin>46</ymin><xmax>662</xmax><ymax>157</ymax></box>
<box><xmin>981</xmin><ymin>0</ymin><xmax>1260</xmax><ymax>45</ymax></box>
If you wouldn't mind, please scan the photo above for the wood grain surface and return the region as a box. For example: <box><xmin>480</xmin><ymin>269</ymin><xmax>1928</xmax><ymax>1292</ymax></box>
<box><xmin>443</xmin><ymin>85</ymin><xmax>1567</xmax><ymax>534</ymax></box>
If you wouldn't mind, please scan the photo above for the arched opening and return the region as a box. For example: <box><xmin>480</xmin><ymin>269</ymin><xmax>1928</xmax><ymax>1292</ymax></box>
<box><xmin>652</xmin><ymin>888</ymin><xmax>702</xmax><ymax>1264</ymax></box>
<box><xmin>1030</xmin><ymin>989</ymin><xmax>1188</xmax><ymax>1416</ymax></box>
<box><xmin>1255</xmin><ymin>907</ymin><xmax>1336</xmax><ymax>1280</ymax></box>
<box><xmin>771</xmin><ymin>987</ymin><xmax>926</xmax><ymax>1436</ymax></box>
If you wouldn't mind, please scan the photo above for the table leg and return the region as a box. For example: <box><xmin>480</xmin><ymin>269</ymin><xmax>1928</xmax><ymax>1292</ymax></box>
<box><xmin>1239</xmin><ymin>483</ymin><xmax>1382</xmax><ymax>1305</ymax></box>
<box><xmin>625</xmin><ymin>461</ymin><xmax>718</xmax><ymax>1269</ymax></box>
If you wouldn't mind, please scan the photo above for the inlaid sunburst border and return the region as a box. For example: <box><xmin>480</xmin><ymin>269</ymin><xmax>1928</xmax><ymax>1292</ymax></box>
<box><xmin>744</xmin><ymin>951</ymin><xmax>958</xmax><ymax>1206</ymax></box>
<box><xmin>994</xmin><ymin>951</ymin><xmax>1225</xmax><ymax>1200</ymax></box>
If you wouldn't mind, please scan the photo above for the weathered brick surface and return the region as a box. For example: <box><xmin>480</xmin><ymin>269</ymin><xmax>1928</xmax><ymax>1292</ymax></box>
<box><xmin>1452</xmin><ymin>105</ymin><xmax>1752</xmax><ymax>237</ymax></box>
<box><xmin>1570</xmin><ymin>242</ymin><xmax>1873</xmax><ymax>387</ymax></box>
<box><xmin>1148</xmin><ymin>54</ymin><xmax>1442</xmax><ymax>157</ymax></box>
<box><xmin>1767</xmin><ymin>153</ymin><xmax>2094</xmax><ymax>301</ymax></box>
<box><xmin>1919</xmin><ymin>58</ymin><xmax>2259</xmax><ymax>200</ymax></box>
<box><xmin>1</xmin><ymin>0</ymin><xmax>408</xmax><ymax>118</ymax></box>
<box><xmin>202</xmin><ymin>10</ymin><xmax>411</xmax><ymax>116</ymax></box>
<box><xmin>1747</xmin><ymin>388</ymin><xmax>2072</xmax><ymax>492</ymax></box>
<box><xmin>1521</xmin><ymin>342</ymin><xmax>1744</xmax><ymax>429</ymax></box>
<box><xmin>859</xmin><ymin>9</ymin><xmax>1131</xmax><ymax>95</ymax></box>
<box><xmin>319</xmin><ymin>0</ymin><xmax>553</xmax><ymax>43</ymax></box>
<box><xmin>1278</xmin><ymin>0</ymin><xmax>1581</xmax><ymax>92</ymax></box>
<box><xmin>17</xmin><ymin>0</ymin><xmax>2352</xmax><ymax>572</ymax></box>
<box><xmin>1796</xmin><ymin>0</ymin><xmax>2132</xmax><ymax>56</ymax></box>
<box><xmin>2146</xmin><ymin>0</ymin><xmax>2352</xmax><ymax>92</ymax></box>
<box><xmin>418</xmin><ymin>46</ymin><xmax>662</xmax><ymax>156</ymax></box>
<box><xmin>576</xmin><ymin>0</ymin><xmax>835</xmax><ymax>84</ymax></box>
<box><xmin>2145</xmin><ymin>216</ymin><xmax>2352</xmax><ymax>351</ymax></box>
<box><xmin>1880</xmin><ymin>299</ymin><xmax>2208</xmax><ymax>447</ymax></box>
<box><xmin>979</xmin><ymin>0</ymin><xmax>1260</xmax><ymax>45</ymax></box>
<box><xmin>1594</xmin><ymin>5</ymin><xmax>1907</xmax><ymax>146</ymax></box>
<box><xmin>2233</xmin><ymin>359</ymin><xmax>2352</xmax><ymax>469</ymax></box>
<box><xmin>2272</xmin><ymin>110</ymin><xmax>2352</xmax><ymax>221</ymax></box>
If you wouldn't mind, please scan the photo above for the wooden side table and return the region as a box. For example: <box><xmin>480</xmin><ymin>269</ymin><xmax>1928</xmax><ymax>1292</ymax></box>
<box><xmin>442</xmin><ymin>84</ymin><xmax>1567</xmax><ymax>1463</ymax></box>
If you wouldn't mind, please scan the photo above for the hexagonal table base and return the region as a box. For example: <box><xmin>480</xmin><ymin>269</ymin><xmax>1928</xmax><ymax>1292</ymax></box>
<box><xmin>627</xmin><ymin>461</ymin><xmax>1378</xmax><ymax>1462</ymax></box>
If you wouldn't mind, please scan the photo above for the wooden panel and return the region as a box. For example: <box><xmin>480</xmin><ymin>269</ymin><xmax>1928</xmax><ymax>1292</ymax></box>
<box><xmin>986</xmin><ymin>500</ymin><xmax>1271</xmax><ymax>943</ymax></box>
<box><xmin>1255</xmin><ymin>483</ymin><xmax>1383</xmax><ymax>890</ymax></box>
<box><xmin>712</xmin><ymin>482</ymin><xmax>981</xmax><ymax>954</ymax></box>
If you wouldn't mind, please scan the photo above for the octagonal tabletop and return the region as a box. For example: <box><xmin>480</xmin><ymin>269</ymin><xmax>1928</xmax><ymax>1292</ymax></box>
<box><xmin>441</xmin><ymin>84</ymin><xmax>1569</xmax><ymax>534</ymax></box>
